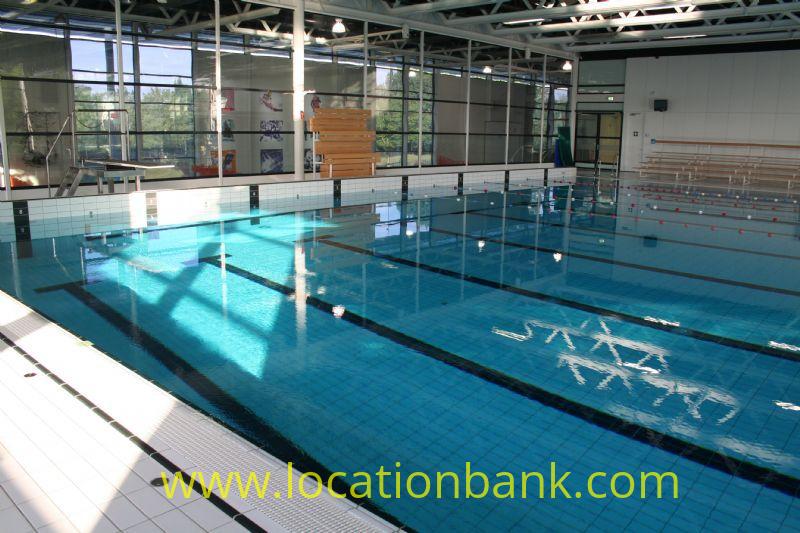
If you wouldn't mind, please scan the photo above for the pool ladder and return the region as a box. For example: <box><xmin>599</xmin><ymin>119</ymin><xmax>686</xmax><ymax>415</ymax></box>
<box><xmin>54</xmin><ymin>166</ymin><xmax>91</xmax><ymax>198</ymax></box>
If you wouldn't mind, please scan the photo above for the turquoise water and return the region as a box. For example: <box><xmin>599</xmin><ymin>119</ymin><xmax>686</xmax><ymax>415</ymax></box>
<box><xmin>1</xmin><ymin>181</ymin><xmax>799</xmax><ymax>531</ymax></box>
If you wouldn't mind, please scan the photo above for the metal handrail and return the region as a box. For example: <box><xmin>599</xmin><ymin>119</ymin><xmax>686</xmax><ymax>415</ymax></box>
<box><xmin>44</xmin><ymin>108</ymin><xmax>131</xmax><ymax>197</ymax></box>
<box><xmin>44</xmin><ymin>113</ymin><xmax>75</xmax><ymax>198</ymax></box>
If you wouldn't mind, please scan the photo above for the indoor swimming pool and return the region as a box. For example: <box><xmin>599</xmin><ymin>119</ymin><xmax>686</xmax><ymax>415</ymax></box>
<box><xmin>1</xmin><ymin>180</ymin><xmax>799</xmax><ymax>531</ymax></box>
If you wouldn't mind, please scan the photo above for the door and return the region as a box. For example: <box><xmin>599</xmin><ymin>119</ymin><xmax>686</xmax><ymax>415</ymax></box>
<box><xmin>575</xmin><ymin>112</ymin><xmax>623</xmax><ymax>174</ymax></box>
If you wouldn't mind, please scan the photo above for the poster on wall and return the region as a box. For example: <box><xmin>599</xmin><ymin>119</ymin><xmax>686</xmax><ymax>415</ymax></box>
<box><xmin>259</xmin><ymin>120</ymin><xmax>283</xmax><ymax>141</ymax></box>
<box><xmin>259</xmin><ymin>90</ymin><xmax>283</xmax><ymax>112</ymax></box>
<box><xmin>304</xmin><ymin>148</ymin><xmax>315</xmax><ymax>171</ymax></box>
<box><xmin>211</xmin><ymin>150</ymin><xmax>237</xmax><ymax>174</ymax></box>
<box><xmin>221</xmin><ymin>89</ymin><xmax>235</xmax><ymax>112</ymax></box>
<box><xmin>222</xmin><ymin>119</ymin><xmax>235</xmax><ymax>141</ymax></box>
<box><xmin>260</xmin><ymin>149</ymin><xmax>283</xmax><ymax>173</ymax></box>
<box><xmin>310</xmin><ymin>94</ymin><xmax>322</xmax><ymax>115</ymax></box>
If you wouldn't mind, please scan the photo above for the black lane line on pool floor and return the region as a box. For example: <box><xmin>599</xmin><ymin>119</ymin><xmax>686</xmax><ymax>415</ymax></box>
<box><xmin>479</xmin><ymin>210</ymin><xmax>800</xmax><ymax>262</ymax></box>
<box><xmin>34</xmin><ymin>282</ymin><xmax>409</xmax><ymax>532</ymax></box>
<box><xmin>0</xmin><ymin>328</ymin><xmax>267</xmax><ymax>533</ymax></box>
<box><xmin>315</xmin><ymin>238</ymin><xmax>800</xmax><ymax>364</ymax></box>
<box><xmin>426</xmin><ymin>226</ymin><xmax>800</xmax><ymax>298</ymax></box>
<box><xmin>201</xmin><ymin>256</ymin><xmax>800</xmax><ymax>498</ymax></box>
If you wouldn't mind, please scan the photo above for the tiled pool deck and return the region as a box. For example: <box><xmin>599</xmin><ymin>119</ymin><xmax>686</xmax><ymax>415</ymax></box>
<box><xmin>0</xmin><ymin>291</ymin><xmax>396</xmax><ymax>533</ymax></box>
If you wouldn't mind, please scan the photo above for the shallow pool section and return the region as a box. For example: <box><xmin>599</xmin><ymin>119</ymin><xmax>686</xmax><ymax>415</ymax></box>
<box><xmin>1</xmin><ymin>180</ymin><xmax>799</xmax><ymax>531</ymax></box>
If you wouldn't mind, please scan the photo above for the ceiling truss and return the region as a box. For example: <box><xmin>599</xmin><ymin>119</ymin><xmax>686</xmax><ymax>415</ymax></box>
<box><xmin>388</xmin><ymin>0</ymin><xmax>800</xmax><ymax>53</ymax></box>
<box><xmin>1</xmin><ymin>0</ymin><xmax>798</xmax><ymax>56</ymax></box>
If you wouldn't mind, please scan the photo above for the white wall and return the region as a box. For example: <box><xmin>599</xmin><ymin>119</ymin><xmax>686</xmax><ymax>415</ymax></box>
<box><xmin>621</xmin><ymin>50</ymin><xmax>800</xmax><ymax>171</ymax></box>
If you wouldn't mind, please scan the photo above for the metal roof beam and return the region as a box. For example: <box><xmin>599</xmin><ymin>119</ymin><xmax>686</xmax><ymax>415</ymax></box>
<box><xmin>528</xmin><ymin>17</ymin><xmax>799</xmax><ymax>44</ymax></box>
<box><xmin>494</xmin><ymin>1</ymin><xmax>800</xmax><ymax>35</ymax></box>
<box><xmin>155</xmin><ymin>5</ymin><xmax>279</xmax><ymax>35</ymax></box>
<box><xmin>445</xmin><ymin>0</ymin><xmax>728</xmax><ymax>26</ymax></box>
<box><xmin>569</xmin><ymin>29</ymin><xmax>800</xmax><ymax>50</ymax></box>
<box><xmin>241</xmin><ymin>0</ymin><xmax>575</xmax><ymax>58</ymax></box>
<box><xmin>388</xmin><ymin>0</ymin><xmax>499</xmax><ymax>16</ymax></box>
<box><xmin>0</xmin><ymin>0</ymin><xmax>187</xmax><ymax>24</ymax></box>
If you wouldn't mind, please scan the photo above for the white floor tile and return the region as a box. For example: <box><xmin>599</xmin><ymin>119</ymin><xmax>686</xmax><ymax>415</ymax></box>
<box><xmin>180</xmin><ymin>497</ymin><xmax>234</xmax><ymax>530</ymax></box>
<box><xmin>0</xmin><ymin>486</ymin><xmax>13</xmax><ymax>510</ymax></box>
<box><xmin>101</xmin><ymin>495</ymin><xmax>149</xmax><ymax>529</ymax></box>
<box><xmin>64</xmin><ymin>506</ymin><xmax>118</xmax><ymax>533</ymax></box>
<box><xmin>79</xmin><ymin>475</ymin><xmax>122</xmax><ymax>506</ymax></box>
<box><xmin>0</xmin><ymin>506</ymin><xmax>35</xmax><ymax>532</ymax></box>
<box><xmin>123</xmin><ymin>521</ymin><xmax>164</xmax><ymax>533</ymax></box>
<box><xmin>210</xmin><ymin>521</ymin><xmax>248</xmax><ymax>533</ymax></box>
<box><xmin>17</xmin><ymin>495</ymin><xmax>69</xmax><ymax>528</ymax></box>
<box><xmin>1</xmin><ymin>477</ymin><xmax>45</xmax><ymax>505</ymax></box>
<box><xmin>152</xmin><ymin>508</ymin><xmax>205</xmax><ymax>532</ymax></box>
<box><xmin>126</xmin><ymin>486</ymin><xmax>176</xmax><ymax>518</ymax></box>
<box><xmin>36</xmin><ymin>518</ymin><xmax>79</xmax><ymax>533</ymax></box>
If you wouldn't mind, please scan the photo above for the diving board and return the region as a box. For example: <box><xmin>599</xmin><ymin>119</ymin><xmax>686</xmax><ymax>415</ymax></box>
<box><xmin>55</xmin><ymin>160</ymin><xmax>175</xmax><ymax>197</ymax></box>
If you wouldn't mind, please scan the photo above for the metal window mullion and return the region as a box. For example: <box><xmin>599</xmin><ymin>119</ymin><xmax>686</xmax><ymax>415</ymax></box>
<box><xmin>538</xmin><ymin>54</ymin><xmax>547</xmax><ymax>164</ymax></box>
<box><xmin>465</xmin><ymin>39</ymin><xmax>471</xmax><ymax>167</ymax></box>
<box><xmin>191</xmin><ymin>35</ymin><xmax>198</xmax><ymax>175</ymax></box>
<box><xmin>504</xmin><ymin>47</ymin><xmax>511</xmax><ymax>165</ymax></box>
<box><xmin>418</xmin><ymin>30</ymin><xmax>424</xmax><ymax>168</ymax></box>
<box><xmin>363</xmin><ymin>21</ymin><xmax>368</xmax><ymax>102</ymax></box>
<box><xmin>401</xmin><ymin>57</ymin><xmax>408</xmax><ymax>167</ymax></box>
<box><xmin>215</xmin><ymin>0</ymin><xmax>223</xmax><ymax>184</ymax></box>
<box><xmin>132</xmin><ymin>25</ymin><xmax>143</xmax><ymax>161</ymax></box>
<box><xmin>569</xmin><ymin>57</ymin><xmax>579</xmax><ymax>164</ymax></box>
<box><xmin>65</xmin><ymin>20</ymin><xmax>75</xmax><ymax>167</ymax></box>
<box><xmin>114</xmin><ymin>0</ymin><xmax>128</xmax><ymax>161</ymax></box>
<box><xmin>0</xmin><ymin>79</ymin><xmax>10</xmax><ymax>200</ymax></box>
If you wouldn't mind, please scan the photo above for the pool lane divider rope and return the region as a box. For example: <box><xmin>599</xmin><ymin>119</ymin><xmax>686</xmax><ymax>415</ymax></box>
<box><xmin>315</xmin><ymin>238</ymin><xmax>800</xmax><ymax>364</ymax></box>
<box><xmin>0</xmin><ymin>327</ymin><xmax>268</xmax><ymax>533</ymax></box>
<box><xmin>29</xmin><ymin>282</ymin><xmax>410</xmax><ymax>531</ymax></box>
<box><xmin>200</xmin><ymin>254</ymin><xmax>800</xmax><ymax>498</ymax></box>
<box><xmin>426</xmin><ymin>227</ymin><xmax>800</xmax><ymax>298</ymax></box>
<box><xmin>528</xmin><ymin>196</ymin><xmax>800</xmax><ymax>236</ymax></box>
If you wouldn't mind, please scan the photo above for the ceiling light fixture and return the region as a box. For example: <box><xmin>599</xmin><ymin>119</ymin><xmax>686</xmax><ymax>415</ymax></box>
<box><xmin>482</xmin><ymin>65</ymin><xmax>492</xmax><ymax>74</ymax></box>
<box><xmin>503</xmin><ymin>17</ymin><xmax>545</xmax><ymax>25</ymax></box>
<box><xmin>561</xmin><ymin>60</ymin><xmax>572</xmax><ymax>71</ymax></box>
<box><xmin>663</xmin><ymin>34</ymin><xmax>707</xmax><ymax>39</ymax></box>
<box><xmin>332</xmin><ymin>18</ymin><xmax>346</xmax><ymax>34</ymax></box>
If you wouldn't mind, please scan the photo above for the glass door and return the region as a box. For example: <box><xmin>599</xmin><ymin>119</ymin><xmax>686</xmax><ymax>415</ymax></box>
<box><xmin>574</xmin><ymin>111</ymin><xmax>622</xmax><ymax>174</ymax></box>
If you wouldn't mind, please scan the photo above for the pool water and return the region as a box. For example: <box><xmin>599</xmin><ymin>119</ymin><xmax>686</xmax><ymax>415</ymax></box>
<box><xmin>2</xmin><ymin>179</ymin><xmax>799</xmax><ymax>531</ymax></box>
